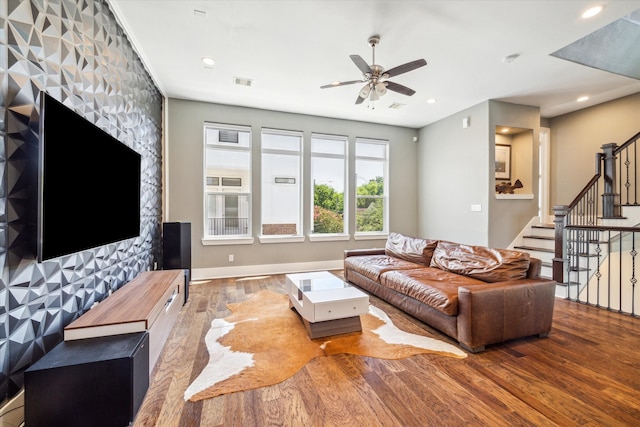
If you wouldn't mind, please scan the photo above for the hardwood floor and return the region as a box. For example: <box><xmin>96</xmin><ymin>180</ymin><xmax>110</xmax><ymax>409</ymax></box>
<box><xmin>133</xmin><ymin>272</ymin><xmax>640</xmax><ymax>426</ymax></box>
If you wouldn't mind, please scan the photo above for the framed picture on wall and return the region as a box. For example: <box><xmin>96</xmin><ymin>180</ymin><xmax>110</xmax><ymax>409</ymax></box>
<box><xmin>495</xmin><ymin>144</ymin><xmax>511</xmax><ymax>180</ymax></box>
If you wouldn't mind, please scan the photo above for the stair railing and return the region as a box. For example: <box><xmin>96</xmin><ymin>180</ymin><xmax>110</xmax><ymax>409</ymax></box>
<box><xmin>553</xmin><ymin>131</ymin><xmax>640</xmax><ymax>317</ymax></box>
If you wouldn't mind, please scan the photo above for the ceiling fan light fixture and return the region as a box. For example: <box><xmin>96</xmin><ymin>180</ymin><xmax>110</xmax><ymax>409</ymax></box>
<box><xmin>375</xmin><ymin>82</ymin><xmax>387</xmax><ymax>96</ymax></box>
<box><xmin>359</xmin><ymin>84</ymin><xmax>371</xmax><ymax>98</ymax></box>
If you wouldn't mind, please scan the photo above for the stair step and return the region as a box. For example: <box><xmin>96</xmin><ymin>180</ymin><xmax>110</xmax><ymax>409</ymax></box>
<box><xmin>532</xmin><ymin>224</ymin><xmax>554</xmax><ymax>230</ymax></box>
<box><xmin>557</xmin><ymin>281</ymin><xmax>581</xmax><ymax>287</ymax></box>
<box><xmin>523</xmin><ymin>235</ymin><xmax>554</xmax><ymax>241</ymax></box>
<box><xmin>514</xmin><ymin>245</ymin><xmax>553</xmax><ymax>254</ymax></box>
<box><xmin>569</xmin><ymin>266</ymin><xmax>590</xmax><ymax>272</ymax></box>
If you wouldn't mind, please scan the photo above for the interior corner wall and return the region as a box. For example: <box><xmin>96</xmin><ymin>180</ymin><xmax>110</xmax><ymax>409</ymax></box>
<box><xmin>165</xmin><ymin>98</ymin><xmax>419</xmax><ymax>273</ymax></box>
<box><xmin>488</xmin><ymin>100</ymin><xmax>540</xmax><ymax>248</ymax></box>
<box><xmin>0</xmin><ymin>0</ymin><xmax>163</xmax><ymax>403</ymax></box>
<box><xmin>549</xmin><ymin>92</ymin><xmax>640</xmax><ymax>207</ymax></box>
<box><xmin>417</xmin><ymin>101</ymin><xmax>491</xmax><ymax>245</ymax></box>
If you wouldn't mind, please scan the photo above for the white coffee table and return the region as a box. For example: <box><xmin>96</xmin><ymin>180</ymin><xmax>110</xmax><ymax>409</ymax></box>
<box><xmin>285</xmin><ymin>271</ymin><xmax>369</xmax><ymax>339</ymax></box>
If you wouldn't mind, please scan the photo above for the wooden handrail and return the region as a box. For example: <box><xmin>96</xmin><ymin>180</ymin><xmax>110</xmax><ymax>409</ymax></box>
<box><xmin>612</xmin><ymin>130</ymin><xmax>640</xmax><ymax>155</ymax></box>
<box><xmin>567</xmin><ymin>174</ymin><xmax>600</xmax><ymax>210</ymax></box>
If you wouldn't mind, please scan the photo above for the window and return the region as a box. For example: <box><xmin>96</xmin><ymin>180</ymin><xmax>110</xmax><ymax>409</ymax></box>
<box><xmin>355</xmin><ymin>138</ymin><xmax>388</xmax><ymax>235</ymax></box>
<box><xmin>261</xmin><ymin>129</ymin><xmax>303</xmax><ymax>239</ymax></box>
<box><xmin>204</xmin><ymin>124</ymin><xmax>252</xmax><ymax>241</ymax></box>
<box><xmin>311</xmin><ymin>134</ymin><xmax>347</xmax><ymax>236</ymax></box>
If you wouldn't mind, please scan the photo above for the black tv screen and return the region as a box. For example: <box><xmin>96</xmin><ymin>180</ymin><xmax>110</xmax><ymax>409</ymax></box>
<box><xmin>38</xmin><ymin>92</ymin><xmax>141</xmax><ymax>262</ymax></box>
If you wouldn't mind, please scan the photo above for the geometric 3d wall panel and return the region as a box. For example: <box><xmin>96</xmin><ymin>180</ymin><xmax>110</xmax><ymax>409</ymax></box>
<box><xmin>0</xmin><ymin>0</ymin><xmax>163</xmax><ymax>401</ymax></box>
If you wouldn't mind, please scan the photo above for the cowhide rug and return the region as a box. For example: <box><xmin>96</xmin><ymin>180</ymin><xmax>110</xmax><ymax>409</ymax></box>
<box><xmin>184</xmin><ymin>289</ymin><xmax>466</xmax><ymax>401</ymax></box>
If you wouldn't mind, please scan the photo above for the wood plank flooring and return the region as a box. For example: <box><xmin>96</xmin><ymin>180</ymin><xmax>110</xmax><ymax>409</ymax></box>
<box><xmin>133</xmin><ymin>272</ymin><xmax>640</xmax><ymax>426</ymax></box>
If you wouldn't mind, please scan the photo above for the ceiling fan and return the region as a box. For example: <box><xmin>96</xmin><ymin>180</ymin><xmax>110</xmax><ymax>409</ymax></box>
<box><xmin>321</xmin><ymin>35</ymin><xmax>427</xmax><ymax>105</ymax></box>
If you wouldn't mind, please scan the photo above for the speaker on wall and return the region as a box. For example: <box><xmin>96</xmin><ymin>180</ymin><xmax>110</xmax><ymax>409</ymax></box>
<box><xmin>162</xmin><ymin>222</ymin><xmax>191</xmax><ymax>304</ymax></box>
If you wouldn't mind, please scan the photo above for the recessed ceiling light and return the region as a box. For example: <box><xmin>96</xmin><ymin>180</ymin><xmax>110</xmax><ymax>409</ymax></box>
<box><xmin>582</xmin><ymin>5</ymin><xmax>604</xmax><ymax>19</ymax></box>
<box><xmin>577</xmin><ymin>96</ymin><xmax>589</xmax><ymax>102</ymax></box>
<box><xmin>201</xmin><ymin>57</ymin><xmax>215</xmax><ymax>66</ymax></box>
<box><xmin>426</xmin><ymin>98</ymin><xmax>437</xmax><ymax>104</ymax></box>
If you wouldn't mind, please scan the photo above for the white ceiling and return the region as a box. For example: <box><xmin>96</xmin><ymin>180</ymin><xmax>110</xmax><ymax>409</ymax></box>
<box><xmin>108</xmin><ymin>1</ymin><xmax>640</xmax><ymax>129</ymax></box>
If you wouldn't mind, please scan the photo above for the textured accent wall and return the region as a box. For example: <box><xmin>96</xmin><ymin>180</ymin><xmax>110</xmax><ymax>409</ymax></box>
<box><xmin>0</xmin><ymin>0</ymin><xmax>163</xmax><ymax>402</ymax></box>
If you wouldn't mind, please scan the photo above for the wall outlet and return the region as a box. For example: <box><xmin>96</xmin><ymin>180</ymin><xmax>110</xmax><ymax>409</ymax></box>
<box><xmin>228</xmin><ymin>254</ymin><xmax>234</xmax><ymax>262</ymax></box>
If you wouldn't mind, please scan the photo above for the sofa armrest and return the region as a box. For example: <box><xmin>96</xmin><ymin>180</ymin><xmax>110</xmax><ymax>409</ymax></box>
<box><xmin>343</xmin><ymin>248</ymin><xmax>385</xmax><ymax>259</ymax></box>
<box><xmin>456</xmin><ymin>278</ymin><xmax>556</xmax><ymax>352</ymax></box>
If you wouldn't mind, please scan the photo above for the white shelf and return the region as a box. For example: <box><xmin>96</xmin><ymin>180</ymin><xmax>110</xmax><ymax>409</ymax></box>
<box><xmin>495</xmin><ymin>193</ymin><xmax>534</xmax><ymax>200</ymax></box>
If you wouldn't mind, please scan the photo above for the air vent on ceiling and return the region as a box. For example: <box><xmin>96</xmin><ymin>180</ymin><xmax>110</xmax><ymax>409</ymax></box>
<box><xmin>389</xmin><ymin>103</ymin><xmax>405</xmax><ymax>109</ymax></box>
<box><xmin>234</xmin><ymin>77</ymin><xmax>253</xmax><ymax>87</ymax></box>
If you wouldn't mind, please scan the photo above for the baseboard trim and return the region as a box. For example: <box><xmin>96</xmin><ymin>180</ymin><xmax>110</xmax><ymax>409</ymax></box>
<box><xmin>0</xmin><ymin>388</ymin><xmax>24</xmax><ymax>427</ymax></box>
<box><xmin>193</xmin><ymin>259</ymin><xmax>344</xmax><ymax>280</ymax></box>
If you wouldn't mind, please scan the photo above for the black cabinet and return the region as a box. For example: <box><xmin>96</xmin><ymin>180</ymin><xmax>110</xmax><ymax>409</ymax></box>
<box><xmin>162</xmin><ymin>221</ymin><xmax>191</xmax><ymax>304</ymax></box>
<box><xmin>25</xmin><ymin>332</ymin><xmax>149</xmax><ymax>427</ymax></box>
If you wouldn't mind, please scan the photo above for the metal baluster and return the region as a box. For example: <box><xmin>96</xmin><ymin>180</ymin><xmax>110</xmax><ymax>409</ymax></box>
<box><xmin>631</xmin><ymin>231</ymin><xmax>637</xmax><ymax>316</ymax></box>
<box><xmin>594</xmin><ymin>231</ymin><xmax>602</xmax><ymax>306</ymax></box>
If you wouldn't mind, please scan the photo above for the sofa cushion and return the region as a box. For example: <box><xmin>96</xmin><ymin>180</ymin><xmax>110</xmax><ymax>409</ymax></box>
<box><xmin>345</xmin><ymin>255</ymin><xmax>425</xmax><ymax>282</ymax></box>
<box><xmin>381</xmin><ymin>268</ymin><xmax>485</xmax><ymax>315</ymax></box>
<box><xmin>385</xmin><ymin>232</ymin><xmax>438</xmax><ymax>265</ymax></box>
<box><xmin>430</xmin><ymin>241</ymin><xmax>530</xmax><ymax>283</ymax></box>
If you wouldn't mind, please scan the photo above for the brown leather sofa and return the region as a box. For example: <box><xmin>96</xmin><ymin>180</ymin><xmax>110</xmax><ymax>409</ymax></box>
<box><xmin>344</xmin><ymin>232</ymin><xmax>556</xmax><ymax>352</ymax></box>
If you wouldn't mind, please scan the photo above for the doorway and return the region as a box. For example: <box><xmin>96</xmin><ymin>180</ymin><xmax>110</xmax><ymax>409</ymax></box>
<box><xmin>539</xmin><ymin>127</ymin><xmax>551</xmax><ymax>224</ymax></box>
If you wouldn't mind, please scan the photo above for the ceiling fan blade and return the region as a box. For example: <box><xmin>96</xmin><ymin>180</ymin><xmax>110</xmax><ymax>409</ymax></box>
<box><xmin>350</xmin><ymin>55</ymin><xmax>372</xmax><ymax>75</ymax></box>
<box><xmin>355</xmin><ymin>94</ymin><xmax>366</xmax><ymax>105</ymax></box>
<box><xmin>320</xmin><ymin>80</ymin><xmax>362</xmax><ymax>89</ymax></box>
<box><xmin>385</xmin><ymin>81</ymin><xmax>416</xmax><ymax>96</ymax></box>
<box><xmin>384</xmin><ymin>59</ymin><xmax>427</xmax><ymax>78</ymax></box>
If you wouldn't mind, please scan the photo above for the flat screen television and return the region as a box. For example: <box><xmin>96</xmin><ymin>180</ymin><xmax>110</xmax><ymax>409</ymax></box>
<box><xmin>37</xmin><ymin>92</ymin><xmax>141</xmax><ymax>262</ymax></box>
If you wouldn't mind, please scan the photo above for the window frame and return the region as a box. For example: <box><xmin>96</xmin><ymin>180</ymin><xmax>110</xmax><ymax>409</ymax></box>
<box><xmin>309</xmin><ymin>133</ymin><xmax>349</xmax><ymax>242</ymax></box>
<box><xmin>202</xmin><ymin>122</ymin><xmax>254</xmax><ymax>246</ymax></box>
<box><xmin>259</xmin><ymin>128</ymin><xmax>305</xmax><ymax>243</ymax></box>
<box><xmin>354</xmin><ymin>137</ymin><xmax>389</xmax><ymax>239</ymax></box>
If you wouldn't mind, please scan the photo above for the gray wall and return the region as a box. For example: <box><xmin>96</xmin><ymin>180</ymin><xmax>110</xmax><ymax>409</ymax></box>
<box><xmin>166</xmin><ymin>98</ymin><xmax>419</xmax><ymax>275</ymax></box>
<box><xmin>417</xmin><ymin>100</ymin><xmax>540</xmax><ymax>249</ymax></box>
<box><xmin>549</xmin><ymin>92</ymin><xmax>640</xmax><ymax>207</ymax></box>
<box><xmin>488</xmin><ymin>101</ymin><xmax>540</xmax><ymax>248</ymax></box>
<box><xmin>0</xmin><ymin>0</ymin><xmax>162</xmax><ymax>402</ymax></box>
<box><xmin>417</xmin><ymin>101</ymin><xmax>490</xmax><ymax>245</ymax></box>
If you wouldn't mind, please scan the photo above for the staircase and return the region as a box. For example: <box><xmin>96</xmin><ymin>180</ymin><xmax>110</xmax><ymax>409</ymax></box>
<box><xmin>512</xmin><ymin>222</ymin><xmax>561</xmax><ymax>293</ymax></box>
<box><xmin>511</xmin><ymin>206</ymin><xmax>640</xmax><ymax>299</ymax></box>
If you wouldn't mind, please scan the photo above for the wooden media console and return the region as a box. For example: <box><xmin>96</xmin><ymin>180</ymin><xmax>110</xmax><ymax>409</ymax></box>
<box><xmin>64</xmin><ymin>269</ymin><xmax>185</xmax><ymax>373</ymax></box>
